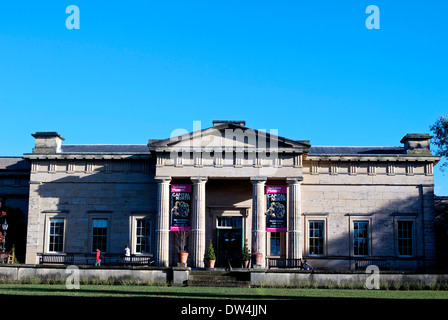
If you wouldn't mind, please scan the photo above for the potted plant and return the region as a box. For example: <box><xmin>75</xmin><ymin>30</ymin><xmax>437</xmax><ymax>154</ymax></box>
<box><xmin>175</xmin><ymin>230</ymin><xmax>190</xmax><ymax>265</ymax></box>
<box><xmin>205</xmin><ymin>239</ymin><xmax>216</xmax><ymax>268</ymax></box>
<box><xmin>252</xmin><ymin>252</ymin><xmax>263</xmax><ymax>266</ymax></box>
<box><xmin>241</xmin><ymin>239</ymin><xmax>251</xmax><ymax>268</ymax></box>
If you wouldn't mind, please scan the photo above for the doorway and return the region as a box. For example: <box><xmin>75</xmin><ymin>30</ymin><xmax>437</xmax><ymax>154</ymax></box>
<box><xmin>216</xmin><ymin>216</ymin><xmax>243</xmax><ymax>268</ymax></box>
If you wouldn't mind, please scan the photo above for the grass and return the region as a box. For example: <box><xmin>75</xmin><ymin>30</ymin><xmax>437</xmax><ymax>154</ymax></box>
<box><xmin>0</xmin><ymin>284</ymin><xmax>447</xmax><ymax>300</ymax></box>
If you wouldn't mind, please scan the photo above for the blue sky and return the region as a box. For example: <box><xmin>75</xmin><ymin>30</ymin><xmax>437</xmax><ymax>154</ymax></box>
<box><xmin>0</xmin><ymin>1</ymin><xmax>447</xmax><ymax>194</ymax></box>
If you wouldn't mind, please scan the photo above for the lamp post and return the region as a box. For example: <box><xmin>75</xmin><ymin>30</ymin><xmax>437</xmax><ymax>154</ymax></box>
<box><xmin>2</xmin><ymin>219</ymin><xmax>8</xmax><ymax>252</ymax></box>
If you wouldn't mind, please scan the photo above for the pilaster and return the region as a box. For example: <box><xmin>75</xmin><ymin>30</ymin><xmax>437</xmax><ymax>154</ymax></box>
<box><xmin>155</xmin><ymin>176</ymin><xmax>171</xmax><ymax>267</ymax></box>
<box><xmin>191</xmin><ymin>176</ymin><xmax>207</xmax><ymax>268</ymax></box>
<box><xmin>287</xmin><ymin>177</ymin><xmax>303</xmax><ymax>260</ymax></box>
<box><xmin>250</xmin><ymin>176</ymin><xmax>267</xmax><ymax>267</ymax></box>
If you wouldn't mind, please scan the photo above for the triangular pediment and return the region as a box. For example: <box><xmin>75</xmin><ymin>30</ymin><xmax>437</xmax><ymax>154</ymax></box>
<box><xmin>148</xmin><ymin>121</ymin><xmax>310</xmax><ymax>153</ymax></box>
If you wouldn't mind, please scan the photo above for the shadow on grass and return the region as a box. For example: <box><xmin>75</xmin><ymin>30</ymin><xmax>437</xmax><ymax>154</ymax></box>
<box><xmin>0</xmin><ymin>289</ymin><xmax>444</xmax><ymax>319</ymax></box>
<box><xmin>2</xmin><ymin>285</ymin><xmax>448</xmax><ymax>301</ymax></box>
<box><xmin>1</xmin><ymin>285</ymin><xmax>310</xmax><ymax>301</ymax></box>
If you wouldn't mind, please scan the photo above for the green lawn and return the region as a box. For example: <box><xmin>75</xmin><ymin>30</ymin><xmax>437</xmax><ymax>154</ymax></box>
<box><xmin>0</xmin><ymin>284</ymin><xmax>447</xmax><ymax>300</ymax></box>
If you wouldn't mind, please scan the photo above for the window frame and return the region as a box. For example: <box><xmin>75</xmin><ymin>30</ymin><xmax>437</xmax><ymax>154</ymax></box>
<box><xmin>352</xmin><ymin>220</ymin><xmax>370</xmax><ymax>257</ymax></box>
<box><xmin>48</xmin><ymin>218</ymin><xmax>65</xmax><ymax>253</ymax></box>
<box><xmin>308</xmin><ymin>220</ymin><xmax>325</xmax><ymax>256</ymax></box>
<box><xmin>90</xmin><ymin>217</ymin><xmax>109</xmax><ymax>254</ymax></box>
<box><xmin>130</xmin><ymin>213</ymin><xmax>156</xmax><ymax>255</ymax></box>
<box><xmin>396</xmin><ymin>220</ymin><xmax>415</xmax><ymax>257</ymax></box>
<box><xmin>269</xmin><ymin>232</ymin><xmax>281</xmax><ymax>256</ymax></box>
<box><xmin>304</xmin><ymin>215</ymin><xmax>328</xmax><ymax>257</ymax></box>
<box><xmin>135</xmin><ymin>218</ymin><xmax>152</xmax><ymax>255</ymax></box>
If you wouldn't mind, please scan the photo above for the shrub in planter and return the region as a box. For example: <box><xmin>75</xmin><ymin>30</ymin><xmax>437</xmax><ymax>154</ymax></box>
<box><xmin>205</xmin><ymin>239</ymin><xmax>216</xmax><ymax>268</ymax></box>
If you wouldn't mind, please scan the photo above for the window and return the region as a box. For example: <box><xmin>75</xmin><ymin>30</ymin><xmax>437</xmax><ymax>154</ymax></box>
<box><xmin>309</xmin><ymin>221</ymin><xmax>324</xmax><ymax>255</ymax></box>
<box><xmin>92</xmin><ymin>218</ymin><xmax>108</xmax><ymax>253</ymax></box>
<box><xmin>398</xmin><ymin>221</ymin><xmax>413</xmax><ymax>256</ymax></box>
<box><xmin>49</xmin><ymin>218</ymin><xmax>65</xmax><ymax>252</ymax></box>
<box><xmin>217</xmin><ymin>217</ymin><xmax>242</xmax><ymax>229</ymax></box>
<box><xmin>270</xmin><ymin>232</ymin><xmax>281</xmax><ymax>256</ymax></box>
<box><xmin>136</xmin><ymin>219</ymin><xmax>151</xmax><ymax>254</ymax></box>
<box><xmin>353</xmin><ymin>221</ymin><xmax>369</xmax><ymax>256</ymax></box>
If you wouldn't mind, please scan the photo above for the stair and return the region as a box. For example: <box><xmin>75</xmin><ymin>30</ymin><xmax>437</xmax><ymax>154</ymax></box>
<box><xmin>187</xmin><ymin>271</ymin><xmax>251</xmax><ymax>288</ymax></box>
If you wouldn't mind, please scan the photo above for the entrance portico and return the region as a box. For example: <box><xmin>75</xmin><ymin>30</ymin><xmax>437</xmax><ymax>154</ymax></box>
<box><xmin>150</xmin><ymin>121</ymin><xmax>309</xmax><ymax>268</ymax></box>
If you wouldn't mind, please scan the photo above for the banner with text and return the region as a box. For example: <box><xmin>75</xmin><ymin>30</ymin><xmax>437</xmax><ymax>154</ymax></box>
<box><xmin>266</xmin><ymin>185</ymin><xmax>287</xmax><ymax>232</ymax></box>
<box><xmin>170</xmin><ymin>184</ymin><xmax>192</xmax><ymax>231</ymax></box>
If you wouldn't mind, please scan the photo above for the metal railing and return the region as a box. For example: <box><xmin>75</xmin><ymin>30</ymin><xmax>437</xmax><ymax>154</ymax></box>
<box><xmin>267</xmin><ymin>258</ymin><xmax>304</xmax><ymax>269</ymax></box>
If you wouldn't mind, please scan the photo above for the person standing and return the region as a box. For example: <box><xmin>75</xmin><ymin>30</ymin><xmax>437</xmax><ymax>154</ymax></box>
<box><xmin>124</xmin><ymin>245</ymin><xmax>131</xmax><ymax>264</ymax></box>
<box><xmin>95</xmin><ymin>249</ymin><xmax>101</xmax><ymax>266</ymax></box>
<box><xmin>124</xmin><ymin>245</ymin><xmax>130</xmax><ymax>257</ymax></box>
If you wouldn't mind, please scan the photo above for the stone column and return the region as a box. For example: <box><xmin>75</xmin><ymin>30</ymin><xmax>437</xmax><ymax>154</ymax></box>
<box><xmin>251</xmin><ymin>176</ymin><xmax>267</xmax><ymax>267</ymax></box>
<box><xmin>191</xmin><ymin>176</ymin><xmax>207</xmax><ymax>268</ymax></box>
<box><xmin>287</xmin><ymin>177</ymin><xmax>303</xmax><ymax>260</ymax></box>
<box><xmin>155</xmin><ymin>176</ymin><xmax>171</xmax><ymax>267</ymax></box>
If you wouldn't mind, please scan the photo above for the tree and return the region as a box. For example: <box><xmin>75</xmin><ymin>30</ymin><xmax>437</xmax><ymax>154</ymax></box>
<box><xmin>430</xmin><ymin>116</ymin><xmax>448</xmax><ymax>173</ymax></box>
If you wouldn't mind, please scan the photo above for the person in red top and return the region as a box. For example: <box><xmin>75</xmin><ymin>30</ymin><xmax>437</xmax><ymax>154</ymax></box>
<box><xmin>95</xmin><ymin>249</ymin><xmax>101</xmax><ymax>266</ymax></box>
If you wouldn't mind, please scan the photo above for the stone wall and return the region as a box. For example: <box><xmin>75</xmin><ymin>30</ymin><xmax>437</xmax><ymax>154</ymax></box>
<box><xmin>251</xmin><ymin>269</ymin><xmax>448</xmax><ymax>287</ymax></box>
<box><xmin>0</xmin><ymin>265</ymin><xmax>169</xmax><ymax>284</ymax></box>
<box><xmin>25</xmin><ymin>159</ymin><xmax>157</xmax><ymax>264</ymax></box>
<box><xmin>1</xmin><ymin>265</ymin><xmax>447</xmax><ymax>288</ymax></box>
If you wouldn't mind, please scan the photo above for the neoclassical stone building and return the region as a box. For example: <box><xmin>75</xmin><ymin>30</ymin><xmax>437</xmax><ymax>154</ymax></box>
<box><xmin>24</xmin><ymin>121</ymin><xmax>440</xmax><ymax>270</ymax></box>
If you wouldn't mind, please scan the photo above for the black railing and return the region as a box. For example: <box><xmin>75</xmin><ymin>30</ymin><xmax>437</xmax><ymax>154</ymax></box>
<box><xmin>39</xmin><ymin>253</ymin><xmax>75</xmax><ymax>265</ymax></box>
<box><xmin>118</xmin><ymin>255</ymin><xmax>154</xmax><ymax>266</ymax></box>
<box><xmin>354</xmin><ymin>258</ymin><xmax>391</xmax><ymax>270</ymax></box>
<box><xmin>267</xmin><ymin>258</ymin><xmax>304</xmax><ymax>269</ymax></box>
<box><xmin>38</xmin><ymin>253</ymin><xmax>154</xmax><ymax>267</ymax></box>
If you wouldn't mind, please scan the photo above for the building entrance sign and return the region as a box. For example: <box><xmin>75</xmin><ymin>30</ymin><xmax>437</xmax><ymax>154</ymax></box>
<box><xmin>170</xmin><ymin>184</ymin><xmax>192</xmax><ymax>231</ymax></box>
<box><xmin>266</xmin><ymin>185</ymin><xmax>287</xmax><ymax>232</ymax></box>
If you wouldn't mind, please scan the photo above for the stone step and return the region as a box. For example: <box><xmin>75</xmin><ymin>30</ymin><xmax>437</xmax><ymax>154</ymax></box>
<box><xmin>187</xmin><ymin>271</ymin><xmax>251</xmax><ymax>288</ymax></box>
<box><xmin>189</xmin><ymin>274</ymin><xmax>235</xmax><ymax>281</ymax></box>
<box><xmin>187</xmin><ymin>279</ymin><xmax>251</xmax><ymax>288</ymax></box>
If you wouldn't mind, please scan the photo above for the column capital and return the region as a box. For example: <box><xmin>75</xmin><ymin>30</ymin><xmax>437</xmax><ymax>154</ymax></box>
<box><xmin>154</xmin><ymin>176</ymin><xmax>171</xmax><ymax>183</ymax></box>
<box><xmin>286</xmin><ymin>176</ymin><xmax>303</xmax><ymax>184</ymax></box>
<box><xmin>250</xmin><ymin>176</ymin><xmax>267</xmax><ymax>184</ymax></box>
<box><xmin>190</xmin><ymin>176</ymin><xmax>208</xmax><ymax>184</ymax></box>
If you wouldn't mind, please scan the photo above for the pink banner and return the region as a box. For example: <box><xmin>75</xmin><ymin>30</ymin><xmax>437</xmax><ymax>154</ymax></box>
<box><xmin>266</xmin><ymin>227</ymin><xmax>287</xmax><ymax>232</ymax></box>
<box><xmin>171</xmin><ymin>184</ymin><xmax>192</xmax><ymax>193</ymax></box>
<box><xmin>170</xmin><ymin>226</ymin><xmax>191</xmax><ymax>231</ymax></box>
<box><xmin>266</xmin><ymin>185</ymin><xmax>287</xmax><ymax>194</ymax></box>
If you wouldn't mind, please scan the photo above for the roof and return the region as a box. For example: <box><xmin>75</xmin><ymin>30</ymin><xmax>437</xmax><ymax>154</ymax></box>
<box><xmin>0</xmin><ymin>157</ymin><xmax>31</xmax><ymax>171</ymax></box>
<box><xmin>58</xmin><ymin>144</ymin><xmax>405</xmax><ymax>156</ymax></box>
<box><xmin>309</xmin><ymin>146</ymin><xmax>405</xmax><ymax>156</ymax></box>
<box><xmin>148</xmin><ymin>121</ymin><xmax>311</xmax><ymax>151</ymax></box>
<box><xmin>60</xmin><ymin>145</ymin><xmax>150</xmax><ymax>154</ymax></box>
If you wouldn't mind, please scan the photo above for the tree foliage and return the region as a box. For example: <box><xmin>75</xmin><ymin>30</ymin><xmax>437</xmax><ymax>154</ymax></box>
<box><xmin>430</xmin><ymin>115</ymin><xmax>448</xmax><ymax>172</ymax></box>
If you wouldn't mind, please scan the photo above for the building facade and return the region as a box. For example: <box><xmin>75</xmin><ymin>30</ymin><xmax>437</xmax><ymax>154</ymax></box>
<box><xmin>23</xmin><ymin>121</ymin><xmax>440</xmax><ymax>270</ymax></box>
<box><xmin>0</xmin><ymin>157</ymin><xmax>30</xmax><ymax>262</ymax></box>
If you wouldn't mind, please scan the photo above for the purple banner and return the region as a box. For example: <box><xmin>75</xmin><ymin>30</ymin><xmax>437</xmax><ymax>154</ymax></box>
<box><xmin>170</xmin><ymin>184</ymin><xmax>192</xmax><ymax>231</ymax></box>
<box><xmin>266</xmin><ymin>185</ymin><xmax>287</xmax><ymax>232</ymax></box>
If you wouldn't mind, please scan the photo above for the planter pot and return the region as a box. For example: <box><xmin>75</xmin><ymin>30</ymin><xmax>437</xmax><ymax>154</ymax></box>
<box><xmin>253</xmin><ymin>253</ymin><xmax>263</xmax><ymax>265</ymax></box>
<box><xmin>207</xmin><ymin>260</ymin><xmax>216</xmax><ymax>268</ymax></box>
<box><xmin>178</xmin><ymin>252</ymin><xmax>189</xmax><ymax>264</ymax></box>
<box><xmin>243</xmin><ymin>260</ymin><xmax>249</xmax><ymax>268</ymax></box>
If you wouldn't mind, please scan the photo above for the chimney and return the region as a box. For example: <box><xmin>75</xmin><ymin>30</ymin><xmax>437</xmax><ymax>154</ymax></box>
<box><xmin>31</xmin><ymin>132</ymin><xmax>65</xmax><ymax>154</ymax></box>
<box><xmin>400</xmin><ymin>133</ymin><xmax>433</xmax><ymax>155</ymax></box>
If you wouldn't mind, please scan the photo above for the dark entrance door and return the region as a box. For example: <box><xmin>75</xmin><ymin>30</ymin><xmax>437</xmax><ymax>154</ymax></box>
<box><xmin>217</xmin><ymin>217</ymin><xmax>242</xmax><ymax>268</ymax></box>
